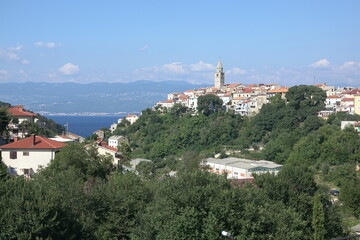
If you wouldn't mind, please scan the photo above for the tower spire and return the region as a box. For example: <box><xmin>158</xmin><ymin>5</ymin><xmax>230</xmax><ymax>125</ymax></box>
<box><xmin>214</xmin><ymin>59</ymin><xmax>225</xmax><ymax>89</ymax></box>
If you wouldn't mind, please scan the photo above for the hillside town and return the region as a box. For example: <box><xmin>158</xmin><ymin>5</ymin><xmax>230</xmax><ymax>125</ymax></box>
<box><xmin>154</xmin><ymin>60</ymin><xmax>360</xmax><ymax>117</ymax></box>
<box><xmin>2</xmin><ymin>60</ymin><xmax>360</xmax><ymax>179</ymax></box>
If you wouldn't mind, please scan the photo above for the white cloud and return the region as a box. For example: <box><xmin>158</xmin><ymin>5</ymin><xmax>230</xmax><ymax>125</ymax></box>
<box><xmin>35</xmin><ymin>42</ymin><xmax>59</xmax><ymax>48</ymax></box>
<box><xmin>162</xmin><ymin>62</ymin><xmax>187</xmax><ymax>74</ymax></box>
<box><xmin>0</xmin><ymin>49</ymin><xmax>20</xmax><ymax>61</ymax></box>
<box><xmin>9</xmin><ymin>45</ymin><xmax>23</xmax><ymax>51</ymax></box>
<box><xmin>190</xmin><ymin>61</ymin><xmax>214</xmax><ymax>71</ymax></box>
<box><xmin>340</xmin><ymin>61</ymin><xmax>360</xmax><ymax>70</ymax></box>
<box><xmin>140</xmin><ymin>44</ymin><xmax>149</xmax><ymax>51</ymax></box>
<box><xmin>21</xmin><ymin>59</ymin><xmax>30</xmax><ymax>65</ymax></box>
<box><xmin>310</xmin><ymin>59</ymin><xmax>330</xmax><ymax>68</ymax></box>
<box><xmin>226</xmin><ymin>67</ymin><xmax>247</xmax><ymax>75</ymax></box>
<box><xmin>59</xmin><ymin>63</ymin><xmax>80</xmax><ymax>75</ymax></box>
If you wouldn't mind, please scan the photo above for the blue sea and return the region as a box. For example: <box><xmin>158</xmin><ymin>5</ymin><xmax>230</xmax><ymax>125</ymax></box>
<box><xmin>45</xmin><ymin>115</ymin><xmax>125</xmax><ymax>137</ymax></box>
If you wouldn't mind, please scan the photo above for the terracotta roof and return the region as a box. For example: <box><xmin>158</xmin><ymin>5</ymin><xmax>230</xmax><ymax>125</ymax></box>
<box><xmin>233</xmin><ymin>97</ymin><xmax>245</xmax><ymax>100</ymax></box>
<box><xmin>98</xmin><ymin>141</ymin><xmax>118</xmax><ymax>152</ymax></box>
<box><xmin>227</xmin><ymin>83</ymin><xmax>241</xmax><ymax>88</ymax></box>
<box><xmin>126</xmin><ymin>114</ymin><xmax>137</xmax><ymax>118</ymax></box>
<box><xmin>160</xmin><ymin>100</ymin><xmax>173</xmax><ymax>103</ymax></box>
<box><xmin>327</xmin><ymin>95</ymin><xmax>342</xmax><ymax>98</ymax></box>
<box><xmin>248</xmin><ymin>84</ymin><xmax>257</xmax><ymax>87</ymax></box>
<box><xmin>0</xmin><ymin>135</ymin><xmax>65</xmax><ymax>149</ymax></box>
<box><xmin>7</xmin><ymin>105</ymin><xmax>37</xmax><ymax>117</ymax></box>
<box><xmin>267</xmin><ymin>87</ymin><xmax>288</xmax><ymax>93</ymax></box>
<box><xmin>341</xmin><ymin>98</ymin><xmax>354</xmax><ymax>102</ymax></box>
<box><xmin>184</xmin><ymin>90</ymin><xmax>194</xmax><ymax>93</ymax></box>
<box><xmin>243</xmin><ymin>100</ymin><xmax>251</xmax><ymax>103</ymax></box>
<box><xmin>242</xmin><ymin>89</ymin><xmax>253</xmax><ymax>93</ymax></box>
<box><xmin>102</xmin><ymin>144</ymin><xmax>118</xmax><ymax>152</ymax></box>
<box><xmin>179</xmin><ymin>95</ymin><xmax>189</xmax><ymax>99</ymax></box>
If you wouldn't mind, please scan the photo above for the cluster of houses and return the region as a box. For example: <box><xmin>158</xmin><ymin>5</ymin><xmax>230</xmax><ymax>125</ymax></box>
<box><xmin>0</xmin><ymin>105</ymin><xmax>148</xmax><ymax>178</ymax></box>
<box><xmin>317</xmin><ymin>85</ymin><xmax>360</xmax><ymax>117</ymax></box>
<box><xmin>155</xmin><ymin>60</ymin><xmax>360</xmax><ymax>119</ymax></box>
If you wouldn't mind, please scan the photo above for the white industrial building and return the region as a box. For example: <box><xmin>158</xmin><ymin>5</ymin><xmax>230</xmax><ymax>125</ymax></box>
<box><xmin>205</xmin><ymin>157</ymin><xmax>282</xmax><ymax>179</ymax></box>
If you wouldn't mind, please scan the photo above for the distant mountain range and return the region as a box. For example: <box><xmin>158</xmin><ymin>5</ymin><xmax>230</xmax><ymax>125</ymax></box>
<box><xmin>0</xmin><ymin>81</ymin><xmax>209</xmax><ymax>114</ymax></box>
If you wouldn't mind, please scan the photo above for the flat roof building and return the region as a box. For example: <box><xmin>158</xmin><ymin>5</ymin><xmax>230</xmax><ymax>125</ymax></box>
<box><xmin>205</xmin><ymin>157</ymin><xmax>282</xmax><ymax>179</ymax></box>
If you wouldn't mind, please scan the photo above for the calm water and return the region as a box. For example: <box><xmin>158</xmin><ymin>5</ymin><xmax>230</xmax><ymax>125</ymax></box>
<box><xmin>45</xmin><ymin>115</ymin><xmax>124</xmax><ymax>137</ymax></box>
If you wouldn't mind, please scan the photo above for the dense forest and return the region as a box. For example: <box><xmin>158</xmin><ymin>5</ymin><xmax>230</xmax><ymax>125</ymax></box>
<box><xmin>1</xmin><ymin>85</ymin><xmax>360</xmax><ymax>239</ymax></box>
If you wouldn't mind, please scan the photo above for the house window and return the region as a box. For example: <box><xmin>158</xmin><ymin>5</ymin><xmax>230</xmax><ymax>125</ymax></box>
<box><xmin>23</xmin><ymin>151</ymin><xmax>29</xmax><ymax>156</ymax></box>
<box><xmin>10</xmin><ymin>151</ymin><xmax>17</xmax><ymax>159</ymax></box>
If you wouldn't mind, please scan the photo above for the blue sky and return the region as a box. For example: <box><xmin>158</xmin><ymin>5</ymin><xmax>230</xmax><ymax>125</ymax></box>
<box><xmin>1</xmin><ymin>0</ymin><xmax>360</xmax><ymax>86</ymax></box>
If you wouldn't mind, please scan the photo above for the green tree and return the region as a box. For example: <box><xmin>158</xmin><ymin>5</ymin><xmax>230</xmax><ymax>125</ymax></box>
<box><xmin>42</xmin><ymin>143</ymin><xmax>114</xmax><ymax>180</ymax></box>
<box><xmin>197</xmin><ymin>94</ymin><xmax>223</xmax><ymax>116</ymax></box>
<box><xmin>312</xmin><ymin>194</ymin><xmax>325</xmax><ymax>240</ymax></box>
<box><xmin>286</xmin><ymin>85</ymin><xmax>326</xmax><ymax>121</ymax></box>
<box><xmin>0</xmin><ymin>108</ymin><xmax>9</xmax><ymax>135</ymax></box>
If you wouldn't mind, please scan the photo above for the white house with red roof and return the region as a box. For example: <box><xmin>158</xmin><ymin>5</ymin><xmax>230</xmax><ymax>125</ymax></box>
<box><xmin>7</xmin><ymin>105</ymin><xmax>38</xmax><ymax>124</ymax></box>
<box><xmin>6</xmin><ymin>105</ymin><xmax>39</xmax><ymax>140</ymax></box>
<box><xmin>340</xmin><ymin>98</ymin><xmax>355</xmax><ymax>113</ymax></box>
<box><xmin>155</xmin><ymin>99</ymin><xmax>175</xmax><ymax>110</ymax></box>
<box><xmin>94</xmin><ymin>139</ymin><xmax>119</xmax><ymax>164</ymax></box>
<box><xmin>125</xmin><ymin>114</ymin><xmax>139</xmax><ymax>124</ymax></box>
<box><xmin>0</xmin><ymin>134</ymin><xmax>65</xmax><ymax>177</ymax></box>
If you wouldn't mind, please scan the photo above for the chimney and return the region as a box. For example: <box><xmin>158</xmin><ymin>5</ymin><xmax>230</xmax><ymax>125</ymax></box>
<box><xmin>14</xmin><ymin>137</ymin><xmax>18</xmax><ymax>142</ymax></box>
<box><xmin>31</xmin><ymin>134</ymin><xmax>36</xmax><ymax>146</ymax></box>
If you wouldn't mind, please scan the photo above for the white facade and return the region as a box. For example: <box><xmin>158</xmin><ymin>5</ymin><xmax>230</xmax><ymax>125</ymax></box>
<box><xmin>125</xmin><ymin>115</ymin><xmax>139</xmax><ymax>124</ymax></box>
<box><xmin>110</xmin><ymin>123</ymin><xmax>118</xmax><ymax>133</ymax></box>
<box><xmin>108</xmin><ymin>135</ymin><xmax>128</xmax><ymax>148</ymax></box>
<box><xmin>1</xmin><ymin>149</ymin><xmax>58</xmax><ymax>177</ymax></box>
<box><xmin>205</xmin><ymin>157</ymin><xmax>282</xmax><ymax>179</ymax></box>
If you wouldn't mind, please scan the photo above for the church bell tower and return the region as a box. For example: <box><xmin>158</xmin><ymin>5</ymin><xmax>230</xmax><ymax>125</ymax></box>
<box><xmin>214</xmin><ymin>59</ymin><xmax>224</xmax><ymax>89</ymax></box>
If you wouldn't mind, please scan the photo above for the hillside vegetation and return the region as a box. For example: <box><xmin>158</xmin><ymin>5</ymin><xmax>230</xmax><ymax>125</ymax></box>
<box><xmin>1</xmin><ymin>85</ymin><xmax>360</xmax><ymax>239</ymax></box>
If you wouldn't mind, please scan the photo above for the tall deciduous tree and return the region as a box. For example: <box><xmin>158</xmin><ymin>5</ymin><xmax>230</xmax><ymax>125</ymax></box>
<box><xmin>197</xmin><ymin>94</ymin><xmax>223</xmax><ymax>116</ymax></box>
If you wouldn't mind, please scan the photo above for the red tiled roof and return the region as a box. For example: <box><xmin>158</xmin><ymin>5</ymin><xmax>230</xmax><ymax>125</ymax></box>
<box><xmin>102</xmin><ymin>144</ymin><xmax>118</xmax><ymax>152</ymax></box>
<box><xmin>0</xmin><ymin>135</ymin><xmax>65</xmax><ymax>149</ymax></box>
<box><xmin>267</xmin><ymin>87</ymin><xmax>288</xmax><ymax>93</ymax></box>
<box><xmin>160</xmin><ymin>100</ymin><xmax>173</xmax><ymax>103</ymax></box>
<box><xmin>233</xmin><ymin>97</ymin><xmax>245</xmax><ymax>100</ymax></box>
<box><xmin>327</xmin><ymin>95</ymin><xmax>341</xmax><ymax>98</ymax></box>
<box><xmin>243</xmin><ymin>100</ymin><xmax>251</xmax><ymax>103</ymax></box>
<box><xmin>227</xmin><ymin>83</ymin><xmax>241</xmax><ymax>88</ymax></box>
<box><xmin>7</xmin><ymin>105</ymin><xmax>37</xmax><ymax>117</ymax></box>
<box><xmin>126</xmin><ymin>114</ymin><xmax>137</xmax><ymax>118</ymax></box>
<box><xmin>98</xmin><ymin>141</ymin><xmax>118</xmax><ymax>152</ymax></box>
<box><xmin>248</xmin><ymin>84</ymin><xmax>257</xmax><ymax>87</ymax></box>
<box><xmin>179</xmin><ymin>95</ymin><xmax>189</xmax><ymax>99</ymax></box>
<box><xmin>184</xmin><ymin>90</ymin><xmax>194</xmax><ymax>93</ymax></box>
<box><xmin>341</xmin><ymin>98</ymin><xmax>354</xmax><ymax>102</ymax></box>
<box><xmin>242</xmin><ymin>89</ymin><xmax>254</xmax><ymax>93</ymax></box>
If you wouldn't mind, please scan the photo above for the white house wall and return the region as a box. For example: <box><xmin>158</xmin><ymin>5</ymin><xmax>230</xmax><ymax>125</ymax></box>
<box><xmin>2</xmin><ymin>149</ymin><xmax>56</xmax><ymax>175</ymax></box>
